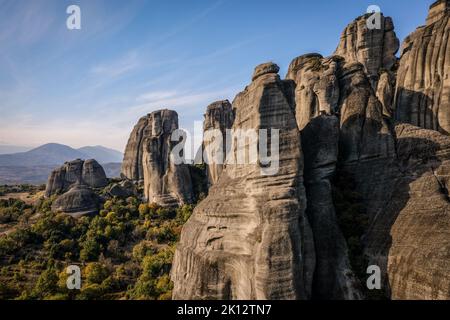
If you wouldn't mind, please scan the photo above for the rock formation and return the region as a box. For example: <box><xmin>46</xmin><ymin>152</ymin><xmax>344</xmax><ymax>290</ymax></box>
<box><xmin>45</xmin><ymin>159</ymin><xmax>107</xmax><ymax>197</ymax></box>
<box><xmin>51</xmin><ymin>184</ymin><xmax>101</xmax><ymax>218</ymax></box>
<box><xmin>285</xmin><ymin>54</ymin><xmax>340</xmax><ymax>130</ymax></box>
<box><xmin>365</xmin><ymin>123</ymin><xmax>450</xmax><ymax>299</ymax></box>
<box><xmin>203</xmin><ymin>100</ymin><xmax>234</xmax><ymax>186</ymax></box>
<box><xmin>395</xmin><ymin>0</ymin><xmax>450</xmax><ymax>134</ymax></box>
<box><xmin>301</xmin><ymin>115</ymin><xmax>363</xmax><ymax>300</ymax></box>
<box><xmin>172</xmin><ymin>63</ymin><xmax>315</xmax><ymax>300</ymax></box>
<box><xmin>335</xmin><ymin>13</ymin><xmax>399</xmax><ymax>89</ymax></box>
<box><xmin>122</xmin><ymin>109</ymin><xmax>194</xmax><ymax>207</ymax></box>
<box><xmin>170</xmin><ymin>1</ymin><xmax>450</xmax><ymax>300</ymax></box>
<box><xmin>105</xmin><ymin>180</ymin><xmax>137</xmax><ymax>198</ymax></box>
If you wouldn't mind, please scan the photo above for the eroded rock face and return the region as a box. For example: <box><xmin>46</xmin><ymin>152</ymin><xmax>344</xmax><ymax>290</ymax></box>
<box><xmin>45</xmin><ymin>159</ymin><xmax>107</xmax><ymax>197</ymax></box>
<box><xmin>122</xmin><ymin>109</ymin><xmax>194</xmax><ymax>207</ymax></box>
<box><xmin>335</xmin><ymin>13</ymin><xmax>399</xmax><ymax>89</ymax></box>
<box><xmin>203</xmin><ymin>100</ymin><xmax>234</xmax><ymax>186</ymax></box>
<box><xmin>364</xmin><ymin>123</ymin><xmax>450</xmax><ymax>300</ymax></box>
<box><xmin>286</xmin><ymin>54</ymin><xmax>340</xmax><ymax>130</ymax></box>
<box><xmin>286</xmin><ymin>54</ymin><xmax>396</xmax><ymax>164</ymax></box>
<box><xmin>395</xmin><ymin>0</ymin><xmax>450</xmax><ymax>134</ymax></box>
<box><xmin>172</xmin><ymin>63</ymin><xmax>315</xmax><ymax>300</ymax></box>
<box><xmin>301</xmin><ymin>115</ymin><xmax>363</xmax><ymax>300</ymax></box>
<box><xmin>51</xmin><ymin>184</ymin><xmax>101</xmax><ymax>218</ymax></box>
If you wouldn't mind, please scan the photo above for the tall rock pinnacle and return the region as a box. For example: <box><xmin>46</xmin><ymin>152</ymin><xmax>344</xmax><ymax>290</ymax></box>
<box><xmin>122</xmin><ymin>109</ymin><xmax>194</xmax><ymax>207</ymax></box>
<box><xmin>395</xmin><ymin>0</ymin><xmax>450</xmax><ymax>134</ymax></box>
<box><xmin>171</xmin><ymin>63</ymin><xmax>315</xmax><ymax>299</ymax></box>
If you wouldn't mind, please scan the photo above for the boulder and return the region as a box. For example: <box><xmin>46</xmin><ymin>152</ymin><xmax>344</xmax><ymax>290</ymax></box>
<box><xmin>45</xmin><ymin>159</ymin><xmax>107</xmax><ymax>197</ymax></box>
<box><xmin>51</xmin><ymin>184</ymin><xmax>101</xmax><ymax>218</ymax></box>
<box><xmin>105</xmin><ymin>180</ymin><xmax>137</xmax><ymax>198</ymax></box>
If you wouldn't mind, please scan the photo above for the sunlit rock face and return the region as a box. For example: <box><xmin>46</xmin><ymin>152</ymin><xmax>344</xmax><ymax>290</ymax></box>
<box><xmin>122</xmin><ymin>109</ymin><xmax>194</xmax><ymax>207</ymax></box>
<box><xmin>45</xmin><ymin>159</ymin><xmax>107</xmax><ymax>197</ymax></box>
<box><xmin>285</xmin><ymin>54</ymin><xmax>340</xmax><ymax>130</ymax></box>
<box><xmin>171</xmin><ymin>63</ymin><xmax>316</xmax><ymax>300</ymax></box>
<box><xmin>171</xmin><ymin>3</ymin><xmax>450</xmax><ymax>300</ymax></box>
<box><xmin>203</xmin><ymin>100</ymin><xmax>234</xmax><ymax>187</ymax></box>
<box><xmin>395</xmin><ymin>0</ymin><xmax>450</xmax><ymax>134</ymax></box>
<box><xmin>334</xmin><ymin>13</ymin><xmax>399</xmax><ymax>90</ymax></box>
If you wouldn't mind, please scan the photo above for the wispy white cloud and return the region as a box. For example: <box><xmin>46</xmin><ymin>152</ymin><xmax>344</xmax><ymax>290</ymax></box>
<box><xmin>90</xmin><ymin>51</ymin><xmax>140</xmax><ymax>79</ymax></box>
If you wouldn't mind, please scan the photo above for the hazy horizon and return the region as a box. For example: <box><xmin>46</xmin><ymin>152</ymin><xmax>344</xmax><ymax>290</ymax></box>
<box><xmin>0</xmin><ymin>0</ymin><xmax>434</xmax><ymax>151</ymax></box>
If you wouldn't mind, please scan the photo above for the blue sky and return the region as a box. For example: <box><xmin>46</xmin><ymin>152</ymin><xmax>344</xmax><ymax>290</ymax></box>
<box><xmin>0</xmin><ymin>0</ymin><xmax>434</xmax><ymax>152</ymax></box>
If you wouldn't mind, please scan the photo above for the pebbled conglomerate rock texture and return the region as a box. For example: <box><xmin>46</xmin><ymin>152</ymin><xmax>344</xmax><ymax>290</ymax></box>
<box><xmin>171</xmin><ymin>63</ymin><xmax>316</xmax><ymax>300</ymax></box>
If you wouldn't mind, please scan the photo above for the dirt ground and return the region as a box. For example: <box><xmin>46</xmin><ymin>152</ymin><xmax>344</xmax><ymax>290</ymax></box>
<box><xmin>0</xmin><ymin>191</ymin><xmax>44</xmax><ymax>205</ymax></box>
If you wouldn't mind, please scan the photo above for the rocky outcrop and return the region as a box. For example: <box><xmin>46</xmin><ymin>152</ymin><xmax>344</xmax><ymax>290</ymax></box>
<box><xmin>45</xmin><ymin>159</ymin><xmax>107</xmax><ymax>197</ymax></box>
<box><xmin>301</xmin><ymin>115</ymin><xmax>363</xmax><ymax>300</ymax></box>
<box><xmin>105</xmin><ymin>180</ymin><xmax>137</xmax><ymax>198</ymax></box>
<box><xmin>285</xmin><ymin>54</ymin><xmax>340</xmax><ymax>130</ymax></box>
<box><xmin>286</xmin><ymin>54</ymin><xmax>396</xmax><ymax>165</ymax></box>
<box><xmin>172</xmin><ymin>63</ymin><xmax>315</xmax><ymax>300</ymax></box>
<box><xmin>364</xmin><ymin>123</ymin><xmax>450</xmax><ymax>300</ymax></box>
<box><xmin>122</xmin><ymin>109</ymin><xmax>194</xmax><ymax>207</ymax></box>
<box><xmin>203</xmin><ymin>100</ymin><xmax>234</xmax><ymax>186</ymax></box>
<box><xmin>395</xmin><ymin>0</ymin><xmax>450</xmax><ymax>134</ymax></box>
<box><xmin>335</xmin><ymin>13</ymin><xmax>399</xmax><ymax>89</ymax></box>
<box><xmin>170</xmin><ymin>3</ymin><xmax>450</xmax><ymax>301</ymax></box>
<box><xmin>51</xmin><ymin>184</ymin><xmax>101</xmax><ymax>218</ymax></box>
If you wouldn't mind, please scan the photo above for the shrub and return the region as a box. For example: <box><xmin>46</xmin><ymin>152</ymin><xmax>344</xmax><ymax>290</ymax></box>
<box><xmin>80</xmin><ymin>238</ymin><xmax>101</xmax><ymax>262</ymax></box>
<box><xmin>32</xmin><ymin>268</ymin><xmax>59</xmax><ymax>299</ymax></box>
<box><xmin>84</xmin><ymin>262</ymin><xmax>110</xmax><ymax>285</ymax></box>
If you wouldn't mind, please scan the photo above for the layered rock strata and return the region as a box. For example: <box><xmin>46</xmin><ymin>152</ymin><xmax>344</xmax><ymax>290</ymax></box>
<box><xmin>172</xmin><ymin>63</ymin><xmax>315</xmax><ymax>300</ymax></box>
<box><xmin>395</xmin><ymin>0</ymin><xmax>450</xmax><ymax>134</ymax></box>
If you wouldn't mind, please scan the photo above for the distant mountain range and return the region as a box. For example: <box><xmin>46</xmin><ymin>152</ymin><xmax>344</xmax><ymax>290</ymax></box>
<box><xmin>0</xmin><ymin>145</ymin><xmax>32</xmax><ymax>155</ymax></box>
<box><xmin>0</xmin><ymin>143</ymin><xmax>123</xmax><ymax>166</ymax></box>
<box><xmin>0</xmin><ymin>143</ymin><xmax>123</xmax><ymax>184</ymax></box>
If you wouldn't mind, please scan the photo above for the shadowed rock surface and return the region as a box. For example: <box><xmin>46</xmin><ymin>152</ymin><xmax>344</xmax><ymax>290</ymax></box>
<box><xmin>284</xmin><ymin>3</ymin><xmax>450</xmax><ymax>300</ymax></box>
<box><xmin>51</xmin><ymin>184</ymin><xmax>101</xmax><ymax>218</ymax></box>
<box><xmin>301</xmin><ymin>115</ymin><xmax>363</xmax><ymax>300</ymax></box>
<box><xmin>172</xmin><ymin>63</ymin><xmax>315</xmax><ymax>300</ymax></box>
<box><xmin>45</xmin><ymin>159</ymin><xmax>107</xmax><ymax>197</ymax></box>
<box><xmin>364</xmin><ymin>123</ymin><xmax>450</xmax><ymax>300</ymax></box>
<box><xmin>395</xmin><ymin>0</ymin><xmax>450</xmax><ymax>134</ymax></box>
<box><xmin>203</xmin><ymin>100</ymin><xmax>234</xmax><ymax>186</ymax></box>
